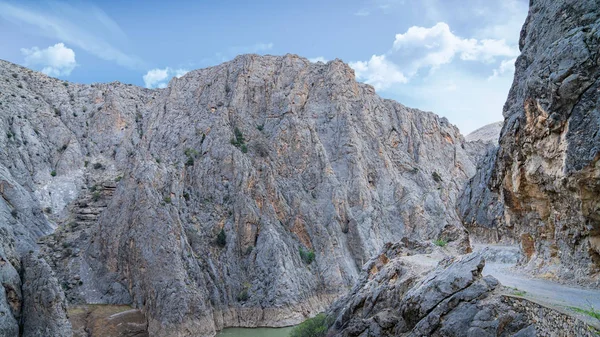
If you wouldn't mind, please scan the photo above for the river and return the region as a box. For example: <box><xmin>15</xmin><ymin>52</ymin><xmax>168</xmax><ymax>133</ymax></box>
<box><xmin>215</xmin><ymin>326</ymin><xmax>295</xmax><ymax>337</ymax></box>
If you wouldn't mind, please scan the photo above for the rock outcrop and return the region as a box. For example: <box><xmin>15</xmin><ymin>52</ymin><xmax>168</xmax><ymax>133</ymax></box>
<box><xmin>326</xmin><ymin>244</ymin><xmax>534</xmax><ymax>336</ymax></box>
<box><xmin>0</xmin><ymin>54</ymin><xmax>482</xmax><ymax>335</ymax></box>
<box><xmin>459</xmin><ymin>0</ymin><xmax>600</xmax><ymax>286</ymax></box>
<box><xmin>20</xmin><ymin>253</ymin><xmax>72</xmax><ymax>337</ymax></box>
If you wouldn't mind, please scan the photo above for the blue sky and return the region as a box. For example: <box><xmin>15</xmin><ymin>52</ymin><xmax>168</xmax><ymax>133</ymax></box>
<box><xmin>0</xmin><ymin>0</ymin><xmax>528</xmax><ymax>134</ymax></box>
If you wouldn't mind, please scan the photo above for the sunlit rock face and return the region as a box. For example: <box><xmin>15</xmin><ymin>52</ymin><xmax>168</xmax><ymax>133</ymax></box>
<box><xmin>459</xmin><ymin>0</ymin><xmax>600</xmax><ymax>286</ymax></box>
<box><xmin>0</xmin><ymin>54</ymin><xmax>480</xmax><ymax>336</ymax></box>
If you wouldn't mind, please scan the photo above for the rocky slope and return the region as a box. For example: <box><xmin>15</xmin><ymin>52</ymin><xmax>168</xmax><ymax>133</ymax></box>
<box><xmin>325</xmin><ymin>241</ymin><xmax>597</xmax><ymax>336</ymax></box>
<box><xmin>459</xmin><ymin>0</ymin><xmax>600</xmax><ymax>286</ymax></box>
<box><xmin>0</xmin><ymin>54</ymin><xmax>481</xmax><ymax>335</ymax></box>
<box><xmin>465</xmin><ymin>121</ymin><xmax>503</xmax><ymax>145</ymax></box>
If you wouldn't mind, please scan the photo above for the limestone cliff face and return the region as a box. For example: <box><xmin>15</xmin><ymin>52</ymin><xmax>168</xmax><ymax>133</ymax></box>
<box><xmin>459</xmin><ymin>0</ymin><xmax>600</xmax><ymax>285</ymax></box>
<box><xmin>0</xmin><ymin>55</ymin><xmax>480</xmax><ymax>335</ymax></box>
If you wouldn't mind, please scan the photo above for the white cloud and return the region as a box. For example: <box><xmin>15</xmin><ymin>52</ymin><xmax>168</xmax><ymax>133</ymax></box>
<box><xmin>391</xmin><ymin>22</ymin><xmax>519</xmax><ymax>75</ymax></box>
<box><xmin>143</xmin><ymin>67</ymin><xmax>189</xmax><ymax>88</ymax></box>
<box><xmin>489</xmin><ymin>57</ymin><xmax>516</xmax><ymax>79</ymax></box>
<box><xmin>308</xmin><ymin>57</ymin><xmax>328</xmax><ymax>63</ymax></box>
<box><xmin>0</xmin><ymin>2</ymin><xmax>143</xmax><ymax>69</ymax></box>
<box><xmin>349</xmin><ymin>55</ymin><xmax>408</xmax><ymax>90</ymax></box>
<box><xmin>21</xmin><ymin>43</ymin><xmax>77</xmax><ymax>77</ymax></box>
<box><xmin>347</xmin><ymin>20</ymin><xmax>523</xmax><ymax>134</ymax></box>
<box><xmin>348</xmin><ymin>22</ymin><xmax>519</xmax><ymax>91</ymax></box>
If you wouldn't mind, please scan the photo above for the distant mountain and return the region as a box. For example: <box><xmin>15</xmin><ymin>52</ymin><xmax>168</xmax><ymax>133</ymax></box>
<box><xmin>465</xmin><ymin>121</ymin><xmax>502</xmax><ymax>144</ymax></box>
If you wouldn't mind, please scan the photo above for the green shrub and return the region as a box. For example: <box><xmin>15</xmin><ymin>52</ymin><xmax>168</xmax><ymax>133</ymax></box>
<box><xmin>6</xmin><ymin>132</ymin><xmax>13</xmax><ymax>139</ymax></box>
<box><xmin>185</xmin><ymin>156</ymin><xmax>194</xmax><ymax>167</ymax></box>
<box><xmin>92</xmin><ymin>191</ymin><xmax>101</xmax><ymax>202</ymax></box>
<box><xmin>50</xmin><ymin>170</ymin><xmax>57</xmax><ymax>177</ymax></box>
<box><xmin>93</xmin><ymin>162</ymin><xmax>103</xmax><ymax>170</ymax></box>
<box><xmin>237</xmin><ymin>289</ymin><xmax>249</xmax><ymax>302</ymax></box>
<box><xmin>256</xmin><ymin>124</ymin><xmax>264</xmax><ymax>131</ymax></box>
<box><xmin>433</xmin><ymin>239</ymin><xmax>447</xmax><ymax>247</ymax></box>
<box><xmin>183</xmin><ymin>192</ymin><xmax>190</xmax><ymax>201</ymax></box>
<box><xmin>164</xmin><ymin>196</ymin><xmax>172</xmax><ymax>204</ymax></box>
<box><xmin>432</xmin><ymin>171</ymin><xmax>442</xmax><ymax>182</ymax></box>
<box><xmin>216</xmin><ymin>229</ymin><xmax>227</xmax><ymax>247</ymax></box>
<box><xmin>231</xmin><ymin>127</ymin><xmax>247</xmax><ymax>150</ymax></box>
<box><xmin>115</xmin><ymin>176</ymin><xmax>122</xmax><ymax>182</ymax></box>
<box><xmin>44</xmin><ymin>207</ymin><xmax>52</xmax><ymax>214</ymax></box>
<box><xmin>570</xmin><ymin>306</ymin><xmax>600</xmax><ymax>320</ymax></box>
<box><xmin>299</xmin><ymin>247</ymin><xmax>315</xmax><ymax>264</ymax></box>
<box><xmin>290</xmin><ymin>313</ymin><xmax>330</xmax><ymax>337</ymax></box>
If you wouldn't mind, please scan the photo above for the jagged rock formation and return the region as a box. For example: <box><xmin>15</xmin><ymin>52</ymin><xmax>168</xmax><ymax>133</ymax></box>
<box><xmin>20</xmin><ymin>253</ymin><xmax>72</xmax><ymax>337</ymax></box>
<box><xmin>0</xmin><ymin>54</ymin><xmax>482</xmax><ymax>335</ymax></box>
<box><xmin>325</xmin><ymin>241</ymin><xmax>599</xmax><ymax>337</ymax></box>
<box><xmin>326</xmin><ymin>245</ymin><xmax>535</xmax><ymax>336</ymax></box>
<box><xmin>459</xmin><ymin>0</ymin><xmax>600</xmax><ymax>286</ymax></box>
<box><xmin>465</xmin><ymin>121</ymin><xmax>503</xmax><ymax>145</ymax></box>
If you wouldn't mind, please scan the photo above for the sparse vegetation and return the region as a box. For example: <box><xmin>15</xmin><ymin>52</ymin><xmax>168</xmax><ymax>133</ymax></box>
<box><xmin>115</xmin><ymin>176</ymin><xmax>122</xmax><ymax>182</ymax></box>
<box><xmin>245</xmin><ymin>246</ymin><xmax>254</xmax><ymax>255</ymax></box>
<box><xmin>6</xmin><ymin>132</ymin><xmax>13</xmax><ymax>139</ymax></box>
<box><xmin>570</xmin><ymin>306</ymin><xmax>600</xmax><ymax>320</ymax></box>
<box><xmin>216</xmin><ymin>229</ymin><xmax>227</xmax><ymax>247</ymax></box>
<box><xmin>10</xmin><ymin>209</ymin><xmax>18</xmax><ymax>218</ymax></box>
<box><xmin>299</xmin><ymin>247</ymin><xmax>316</xmax><ymax>264</ymax></box>
<box><xmin>92</xmin><ymin>191</ymin><xmax>101</xmax><ymax>202</ymax></box>
<box><xmin>164</xmin><ymin>196</ymin><xmax>172</xmax><ymax>204</ymax></box>
<box><xmin>184</xmin><ymin>148</ymin><xmax>199</xmax><ymax>167</ymax></box>
<box><xmin>230</xmin><ymin>126</ymin><xmax>247</xmax><ymax>152</ymax></box>
<box><xmin>182</xmin><ymin>192</ymin><xmax>190</xmax><ymax>201</ymax></box>
<box><xmin>289</xmin><ymin>313</ymin><xmax>330</xmax><ymax>337</ymax></box>
<box><xmin>54</xmin><ymin>107</ymin><xmax>61</xmax><ymax>116</ymax></box>
<box><xmin>510</xmin><ymin>287</ymin><xmax>526</xmax><ymax>297</ymax></box>
<box><xmin>432</xmin><ymin>171</ymin><xmax>442</xmax><ymax>182</ymax></box>
<box><xmin>92</xmin><ymin>162</ymin><xmax>103</xmax><ymax>170</ymax></box>
<box><xmin>237</xmin><ymin>289</ymin><xmax>249</xmax><ymax>302</ymax></box>
<box><xmin>44</xmin><ymin>207</ymin><xmax>52</xmax><ymax>214</ymax></box>
<box><xmin>256</xmin><ymin>124</ymin><xmax>264</xmax><ymax>131</ymax></box>
<box><xmin>50</xmin><ymin>170</ymin><xmax>57</xmax><ymax>177</ymax></box>
<box><xmin>433</xmin><ymin>239</ymin><xmax>447</xmax><ymax>247</ymax></box>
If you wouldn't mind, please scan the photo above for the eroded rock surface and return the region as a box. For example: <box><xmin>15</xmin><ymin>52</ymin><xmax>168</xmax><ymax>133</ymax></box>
<box><xmin>0</xmin><ymin>54</ymin><xmax>482</xmax><ymax>335</ymax></box>
<box><xmin>326</xmin><ymin>246</ymin><xmax>534</xmax><ymax>336</ymax></box>
<box><xmin>21</xmin><ymin>253</ymin><xmax>72</xmax><ymax>337</ymax></box>
<box><xmin>459</xmin><ymin>0</ymin><xmax>600</xmax><ymax>285</ymax></box>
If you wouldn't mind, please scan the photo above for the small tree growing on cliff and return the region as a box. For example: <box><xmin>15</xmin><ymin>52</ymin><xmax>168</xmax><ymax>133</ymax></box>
<box><xmin>216</xmin><ymin>229</ymin><xmax>227</xmax><ymax>247</ymax></box>
<box><xmin>299</xmin><ymin>247</ymin><xmax>315</xmax><ymax>264</ymax></box>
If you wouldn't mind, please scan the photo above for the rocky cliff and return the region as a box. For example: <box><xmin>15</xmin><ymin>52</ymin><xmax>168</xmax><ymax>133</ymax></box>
<box><xmin>459</xmin><ymin>0</ymin><xmax>600</xmax><ymax>286</ymax></box>
<box><xmin>0</xmin><ymin>54</ymin><xmax>481</xmax><ymax>335</ymax></box>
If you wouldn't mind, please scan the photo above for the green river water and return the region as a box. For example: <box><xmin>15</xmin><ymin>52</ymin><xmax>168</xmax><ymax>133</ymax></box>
<box><xmin>215</xmin><ymin>326</ymin><xmax>294</xmax><ymax>337</ymax></box>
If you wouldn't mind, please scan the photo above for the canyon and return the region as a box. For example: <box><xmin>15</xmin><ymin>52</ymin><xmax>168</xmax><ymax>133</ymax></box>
<box><xmin>0</xmin><ymin>0</ymin><xmax>598</xmax><ymax>336</ymax></box>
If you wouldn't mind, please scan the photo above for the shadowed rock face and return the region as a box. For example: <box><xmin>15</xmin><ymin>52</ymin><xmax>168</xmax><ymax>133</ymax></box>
<box><xmin>459</xmin><ymin>0</ymin><xmax>600</xmax><ymax>285</ymax></box>
<box><xmin>0</xmin><ymin>54</ymin><xmax>481</xmax><ymax>335</ymax></box>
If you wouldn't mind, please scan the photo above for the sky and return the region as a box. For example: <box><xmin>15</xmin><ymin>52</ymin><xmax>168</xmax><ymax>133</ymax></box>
<box><xmin>0</xmin><ymin>0</ymin><xmax>529</xmax><ymax>134</ymax></box>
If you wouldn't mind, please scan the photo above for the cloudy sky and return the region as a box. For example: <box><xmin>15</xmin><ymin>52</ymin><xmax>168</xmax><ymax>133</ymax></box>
<box><xmin>0</xmin><ymin>0</ymin><xmax>528</xmax><ymax>134</ymax></box>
